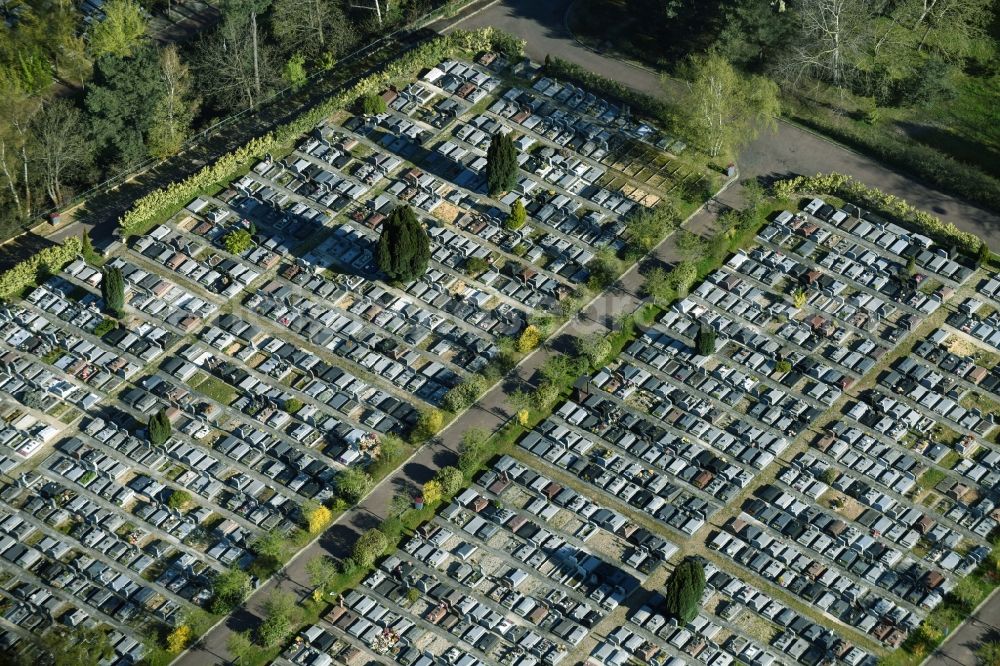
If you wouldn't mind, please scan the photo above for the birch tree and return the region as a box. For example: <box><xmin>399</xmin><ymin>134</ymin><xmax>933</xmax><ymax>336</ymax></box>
<box><xmin>896</xmin><ymin>0</ymin><xmax>991</xmax><ymax>58</ymax></box>
<box><xmin>0</xmin><ymin>76</ymin><xmax>39</xmax><ymax>221</ymax></box>
<box><xmin>677</xmin><ymin>54</ymin><xmax>780</xmax><ymax>159</ymax></box>
<box><xmin>148</xmin><ymin>45</ymin><xmax>198</xmax><ymax>158</ymax></box>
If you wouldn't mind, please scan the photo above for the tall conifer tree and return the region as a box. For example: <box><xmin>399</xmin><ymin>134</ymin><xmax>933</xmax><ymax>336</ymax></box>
<box><xmin>377</xmin><ymin>205</ymin><xmax>430</xmax><ymax>282</ymax></box>
<box><xmin>486</xmin><ymin>132</ymin><xmax>518</xmax><ymax>197</ymax></box>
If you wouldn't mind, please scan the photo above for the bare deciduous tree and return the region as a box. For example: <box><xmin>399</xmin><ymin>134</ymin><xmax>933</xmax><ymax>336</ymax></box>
<box><xmin>32</xmin><ymin>99</ymin><xmax>91</xmax><ymax>206</ymax></box>
<box><xmin>271</xmin><ymin>0</ymin><xmax>356</xmax><ymax>61</ymax></box>
<box><xmin>195</xmin><ymin>6</ymin><xmax>276</xmax><ymax>111</ymax></box>
<box><xmin>784</xmin><ymin>0</ymin><xmax>872</xmax><ymax>87</ymax></box>
<box><xmin>0</xmin><ymin>78</ymin><xmax>39</xmax><ymax>220</ymax></box>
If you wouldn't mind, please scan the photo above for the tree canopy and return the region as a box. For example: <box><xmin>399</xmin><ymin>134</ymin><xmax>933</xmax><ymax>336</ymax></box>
<box><xmin>32</xmin><ymin>100</ymin><xmax>93</xmax><ymax>207</ymax></box>
<box><xmin>353</xmin><ymin>528</ymin><xmax>388</xmax><ymax>567</ymax></box>
<box><xmin>270</xmin><ymin>0</ymin><xmax>356</xmax><ymax>61</ymax></box>
<box><xmin>257</xmin><ymin>591</ymin><xmax>299</xmax><ymax>647</ymax></box>
<box><xmin>677</xmin><ymin>53</ymin><xmax>780</xmax><ymax>159</ymax></box>
<box><xmin>223</xmin><ymin>228</ymin><xmax>253</xmax><ymax>254</ymax></box>
<box><xmin>376</xmin><ymin>205</ymin><xmax>430</xmax><ymax>282</ymax></box>
<box><xmin>88</xmin><ymin>0</ymin><xmax>148</xmax><ymax>59</ymax></box>
<box><xmin>575</xmin><ymin>332</ymin><xmax>612</xmax><ymax>369</ymax></box>
<box><xmin>101</xmin><ymin>265</ymin><xmax>125</xmax><ymax>316</ymax></box>
<box><xmin>486</xmin><ymin>132</ymin><xmax>518</xmax><ymax>196</ymax></box>
<box><xmin>210</xmin><ymin>567</ymin><xmax>252</xmax><ymax>614</ymax></box>
<box><xmin>505</xmin><ymin>199</ymin><xmax>527</xmax><ymax>230</ymax></box>
<box><xmin>335</xmin><ymin>467</ymin><xmax>373</xmax><ymax>504</ymax></box>
<box><xmin>148</xmin><ymin>45</ymin><xmax>198</xmax><ymax>158</ymax></box>
<box><xmin>624</xmin><ymin>203</ymin><xmax>678</xmax><ymax>254</ymax></box>
<box><xmin>306</xmin><ymin>555</ymin><xmax>338</xmax><ymax>591</ymax></box>
<box><xmin>148</xmin><ymin>408</ymin><xmax>171</xmax><ymax>446</ymax></box>
<box><xmin>695</xmin><ymin>323</ymin><xmax>716</xmax><ymax>355</ymax></box>
<box><xmin>86</xmin><ymin>45</ymin><xmax>166</xmax><ymax>169</ymax></box>
<box><xmin>663</xmin><ymin>557</ymin><xmax>705</xmax><ymax>623</ymax></box>
<box><xmin>360</xmin><ymin>91</ymin><xmax>388</xmax><ymax>116</ymax></box>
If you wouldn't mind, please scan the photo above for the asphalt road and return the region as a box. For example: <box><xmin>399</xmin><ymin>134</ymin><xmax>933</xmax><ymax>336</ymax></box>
<box><xmin>924</xmin><ymin>587</ymin><xmax>1000</xmax><ymax>666</ymax></box>
<box><xmin>451</xmin><ymin>0</ymin><xmax>1000</xmax><ymax>249</ymax></box>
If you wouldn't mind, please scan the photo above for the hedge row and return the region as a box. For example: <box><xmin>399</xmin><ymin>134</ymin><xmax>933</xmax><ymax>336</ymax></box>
<box><xmin>791</xmin><ymin>114</ymin><xmax>1000</xmax><ymax>213</ymax></box>
<box><xmin>0</xmin><ymin>237</ymin><xmax>82</xmax><ymax>300</ymax></box>
<box><xmin>119</xmin><ymin>28</ymin><xmax>525</xmax><ymax>237</ymax></box>
<box><xmin>543</xmin><ymin>55</ymin><xmax>672</xmax><ymax>123</ymax></box>
<box><xmin>774</xmin><ymin>172</ymin><xmax>984</xmax><ymax>257</ymax></box>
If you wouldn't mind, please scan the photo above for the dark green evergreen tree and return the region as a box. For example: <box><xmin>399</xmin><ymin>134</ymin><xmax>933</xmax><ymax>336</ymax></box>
<box><xmin>663</xmin><ymin>557</ymin><xmax>705</xmax><ymax>623</ymax></box>
<box><xmin>486</xmin><ymin>132</ymin><xmax>518</xmax><ymax>197</ymax></box>
<box><xmin>148</xmin><ymin>408</ymin><xmax>171</xmax><ymax>447</ymax></box>
<box><xmin>85</xmin><ymin>45</ymin><xmax>167</xmax><ymax>172</ymax></box>
<box><xmin>695</xmin><ymin>323</ymin><xmax>716</xmax><ymax>355</ymax></box>
<box><xmin>376</xmin><ymin>205</ymin><xmax>430</xmax><ymax>282</ymax></box>
<box><xmin>977</xmin><ymin>241</ymin><xmax>990</xmax><ymax>266</ymax></box>
<box><xmin>81</xmin><ymin>231</ymin><xmax>96</xmax><ymax>262</ymax></box>
<box><xmin>101</xmin><ymin>265</ymin><xmax>125</xmax><ymax>316</ymax></box>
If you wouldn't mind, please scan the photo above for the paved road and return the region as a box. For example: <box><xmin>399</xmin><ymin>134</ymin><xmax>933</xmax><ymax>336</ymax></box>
<box><xmin>451</xmin><ymin>0</ymin><xmax>1000</xmax><ymax>249</ymax></box>
<box><xmin>149</xmin><ymin>0</ymin><xmax>221</xmax><ymax>45</ymax></box>
<box><xmin>925</xmin><ymin>587</ymin><xmax>1000</xmax><ymax>666</ymax></box>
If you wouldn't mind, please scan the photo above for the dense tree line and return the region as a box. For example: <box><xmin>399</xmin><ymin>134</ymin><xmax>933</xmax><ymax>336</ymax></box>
<box><xmin>619</xmin><ymin>0</ymin><xmax>992</xmax><ymax>104</ymax></box>
<box><xmin>589</xmin><ymin>0</ymin><xmax>999</xmax><ymax>204</ymax></box>
<box><xmin>0</xmin><ymin>0</ymin><xmax>446</xmax><ymax>239</ymax></box>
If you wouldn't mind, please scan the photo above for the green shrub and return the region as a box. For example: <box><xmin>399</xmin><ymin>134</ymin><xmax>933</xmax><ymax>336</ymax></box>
<box><xmin>0</xmin><ymin>237</ymin><xmax>81</xmax><ymax>300</ymax></box>
<box><xmin>774</xmin><ymin>172</ymin><xmax>984</xmax><ymax>257</ymax></box>
<box><xmin>788</xmin><ymin>116</ymin><xmax>1000</xmax><ymax>213</ymax></box>
<box><xmin>360</xmin><ymin>91</ymin><xmax>387</xmax><ymax>116</ymax></box>
<box><xmin>223</xmin><ymin>228</ymin><xmax>253</xmax><ymax>255</ymax></box>
<box><xmin>465</xmin><ymin>256</ymin><xmax>490</xmax><ymax>275</ymax></box>
<box><xmin>93</xmin><ymin>318</ymin><xmax>117</xmax><ymax>337</ymax></box>
<box><xmin>505</xmin><ymin>199</ymin><xmax>527</xmax><ymax>230</ymax></box>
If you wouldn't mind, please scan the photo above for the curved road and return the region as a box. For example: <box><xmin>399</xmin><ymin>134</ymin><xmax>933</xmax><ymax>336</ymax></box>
<box><xmin>176</xmin><ymin>2</ymin><xmax>998</xmax><ymax>664</ymax></box>
<box><xmin>449</xmin><ymin>0</ymin><xmax>1000</xmax><ymax>249</ymax></box>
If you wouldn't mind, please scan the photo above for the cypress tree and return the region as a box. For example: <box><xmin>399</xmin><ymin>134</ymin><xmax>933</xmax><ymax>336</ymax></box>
<box><xmin>486</xmin><ymin>132</ymin><xmax>518</xmax><ymax>197</ymax></box>
<box><xmin>664</xmin><ymin>557</ymin><xmax>705</xmax><ymax>623</ymax></box>
<box><xmin>101</xmin><ymin>265</ymin><xmax>125</xmax><ymax>317</ymax></box>
<box><xmin>977</xmin><ymin>241</ymin><xmax>990</xmax><ymax>267</ymax></box>
<box><xmin>82</xmin><ymin>231</ymin><xmax>96</xmax><ymax>263</ymax></box>
<box><xmin>377</xmin><ymin>205</ymin><xmax>430</xmax><ymax>282</ymax></box>
<box><xmin>148</xmin><ymin>408</ymin><xmax>171</xmax><ymax>447</ymax></box>
<box><xmin>695</xmin><ymin>323</ymin><xmax>716</xmax><ymax>355</ymax></box>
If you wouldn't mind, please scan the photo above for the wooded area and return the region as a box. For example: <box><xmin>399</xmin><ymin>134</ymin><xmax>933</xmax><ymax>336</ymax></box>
<box><xmin>0</xmin><ymin>0</ymin><xmax>449</xmax><ymax>240</ymax></box>
<box><xmin>570</xmin><ymin>0</ymin><xmax>1000</xmax><ymax>209</ymax></box>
